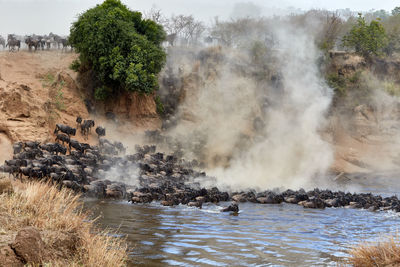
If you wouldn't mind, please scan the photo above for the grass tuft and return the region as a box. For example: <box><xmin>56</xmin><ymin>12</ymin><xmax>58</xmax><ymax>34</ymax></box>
<box><xmin>0</xmin><ymin>176</ymin><xmax>127</xmax><ymax>266</ymax></box>
<box><xmin>348</xmin><ymin>235</ymin><xmax>400</xmax><ymax>267</ymax></box>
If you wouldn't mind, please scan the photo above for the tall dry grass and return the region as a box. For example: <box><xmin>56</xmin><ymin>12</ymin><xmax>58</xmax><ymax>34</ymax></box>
<box><xmin>348</xmin><ymin>235</ymin><xmax>400</xmax><ymax>267</ymax></box>
<box><xmin>0</xmin><ymin>177</ymin><xmax>127</xmax><ymax>266</ymax></box>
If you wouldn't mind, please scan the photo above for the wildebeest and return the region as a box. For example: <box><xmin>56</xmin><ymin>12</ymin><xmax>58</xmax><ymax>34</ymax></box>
<box><xmin>81</xmin><ymin>120</ymin><xmax>95</xmax><ymax>138</ymax></box>
<box><xmin>69</xmin><ymin>139</ymin><xmax>83</xmax><ymax>153</ymax></box>
<box><xmin>95</xmin><ymin>126</ymin><xmax>106</xmax><ymax>138</ymax></box>
<box><xmin>24</xmin><ymin>141</ymin><xmax>40</xmax><ymax>149</ymax></box>
<box><xmin>40</xmin><ymin>143</ymin><xmax>67</xmax><ymax>155</ymax></box>
<box><xmin>0</xmin><ymin>36</ymin><xmax>5</xmax><ymax>49</ymax></box>
<box><xmin>25</xmin><ymin>36</ymin><xmax>39</xmax><ymax>51</ymax></box>
<box><xmin>13</xmin><ymin>142</ymin><xmax>23</xmax><ymax>154</ymax></box>
<box><xmin>54</xmin><ymin>124</ymin><xmax>76</xmax><ymax>137</ymax></box>
<box><xmin>76</xmin><ymin>116</ymin><xmax>82</xmax><ymax>128</ymax></box>
<box><xmin>6</xmin><ymin>35</ymin><xmax>20</xmax><ymax>51</ymax></box>
<box><xmin>55</xmin><ymin>133</ymin><xmax>70</xmax><ymax>145</ymax></box>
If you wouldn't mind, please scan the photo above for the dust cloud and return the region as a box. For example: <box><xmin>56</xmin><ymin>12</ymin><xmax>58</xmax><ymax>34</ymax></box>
<box><xmin>159</xmin><ymin>20</ymin><xmax>334</xmax><ymax>191</ymax></box>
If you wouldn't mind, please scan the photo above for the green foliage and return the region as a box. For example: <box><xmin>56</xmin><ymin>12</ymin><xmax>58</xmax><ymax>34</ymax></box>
<box><xmin>326</xmin><ymin>73</ymin><xmax>347</xmax><ymax>96</ymax></box>
<box><xmin>154</xmin><ymin>95</ymin><xmax>164</xmax><ymax>115</ymax></box>
<box><xmin>94</xmin><ymin>86</ymin><xmax>112</xmax><ymax>101</ymax></box>
<box><xmin>55</xmin><ymin>82</ymin><xmax>65</xmax><ymax>111</ymax></box>
<box><xmin>392</xmin><ymin>7</ymin><xmax>400</xmax><ymax>16</ymax></box>
<box><xmin>383</xmin><ymin>81</ymin><xmax>400</xmax><ymax>96</ymax></box>
<box><xmin>69</xmin><ymin>0</ymin><xmax>166</xmax><ymax>99</ymax></box>
<box><xmin>326</xmin><ymin>71</ymin><xmax>362</xmax><ymax>97</ymax></box>
<box><xmin>42</xmin><ymin>72</ymin><xmax>66</xmax><ymax>112</ymax></box>
<box><xmin>342</xmin><ymin>14</ymin><xmax>388</xmax><ymax>57</ymax></box>
<box><xmin>42</xmin><ymin>73</ymin><xmax>55</xmax><ymax>87</ymax></box>
<box><xmin>69</xmin><ymin>59</ymin><xmax>81</xmax><ymax>72</ymax></box>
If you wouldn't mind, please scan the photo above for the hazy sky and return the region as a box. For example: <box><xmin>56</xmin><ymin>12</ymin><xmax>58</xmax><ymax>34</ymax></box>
<box><xmin>0</xmin><ymin>0</ymin><xmax>398</xmax><ymax>36</ymax></box>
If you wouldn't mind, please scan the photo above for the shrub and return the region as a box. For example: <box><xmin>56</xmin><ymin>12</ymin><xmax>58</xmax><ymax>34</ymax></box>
<box><xmin>69</xmin><ymin>0</ymin><xmax>166</xmax><ymax>100</ymax></box>
<box><xmin>154</xmin><ymin>95</ymin><xmax>164</xmax><ymax>115</ymax></box>
<box><xmin>326</xmin><ymin>73</ymin><xmax>346</xmax><ymax>96</ymax></box>
<box><xmin>348</xmin><ymin>235</ymin><xmax>400</xmax><ymax>267</ymax></box>
<box><xmin>342</xmin><ymin>14</ymin><xmax>388</xmax><ymax>58</ymax></box>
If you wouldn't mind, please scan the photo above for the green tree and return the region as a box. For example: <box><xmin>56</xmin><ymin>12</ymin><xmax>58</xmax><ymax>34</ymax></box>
<box><xmin>69</xmin><ymin>0</ymin><xmax>166</xmax><ymax>100</ymax></box>
<box><xmin>392</xmin><ymin>7</ymin><xmax>400</xmax><ymax>16</ymax></box>
<box><xmin>342</xmin><ymin>14</ymin><xmax>388</xmax><ymax>57</ymax></box>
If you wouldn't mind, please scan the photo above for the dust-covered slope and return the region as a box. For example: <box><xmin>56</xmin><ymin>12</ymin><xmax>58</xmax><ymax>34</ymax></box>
<box><xmin>0</xmin><ymin>51</ymin><xmax>88</xmax><ymax>158</ymax></box>
<box><xmin>0</xmin><ymin>51</ymin><xmax>160</xmax><ymax>160</ymax></box>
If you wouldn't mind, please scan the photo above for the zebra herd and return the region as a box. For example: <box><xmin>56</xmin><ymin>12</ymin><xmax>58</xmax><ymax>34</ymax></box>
<box><xmin>0</xmin><ymin>33</ymin><xmax>71</xmax><ymax>52</ymax></box>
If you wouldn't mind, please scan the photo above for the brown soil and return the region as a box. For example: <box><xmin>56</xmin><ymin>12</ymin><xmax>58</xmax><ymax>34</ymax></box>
<box><xmin>0</xmin><ymin>50</ymin><xmax>160</xmax><ymax>156</ymax></box>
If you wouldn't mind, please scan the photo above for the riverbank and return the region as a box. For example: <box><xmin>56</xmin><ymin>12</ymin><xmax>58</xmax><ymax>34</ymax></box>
<box><xmin>0</xmin><ymin>175</ymin><xmax>127</xmax><ymax>266</ymax></box>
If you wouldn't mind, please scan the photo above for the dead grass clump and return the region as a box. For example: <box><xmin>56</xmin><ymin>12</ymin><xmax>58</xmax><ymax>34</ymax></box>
<box><xmin>0</xmin><ymin>180</ymin><xmax>127</xmax><ymax>266</ymax></box>
<box><xmin>348</xmin><ymin>235</ymin><xmax>400</xmax><ymax>267</ymax></box>
<box><xmin>0</xmin><ymin>176</ymin><xmax>13</xmax><ymax>194</ymax></box>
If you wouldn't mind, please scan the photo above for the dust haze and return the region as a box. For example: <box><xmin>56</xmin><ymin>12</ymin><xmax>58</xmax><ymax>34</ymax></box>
<box><xmin>2</xmin><ymin>0</ymin><xmax>400</xmax><ymax>192</ymax></box>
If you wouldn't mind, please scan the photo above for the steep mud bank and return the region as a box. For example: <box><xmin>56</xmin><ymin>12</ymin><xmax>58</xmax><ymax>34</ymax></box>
<box><xmin>0</xmin><ymin>51</ymin><xmax>160</xmax><ymax>156</ymax></box>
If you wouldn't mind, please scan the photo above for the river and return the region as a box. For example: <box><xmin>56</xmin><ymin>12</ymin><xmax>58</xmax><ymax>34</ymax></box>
<box><xmin>84</xmin><ymin>173</ymin><xmax>400</xmax><ymax>266</ymax></box>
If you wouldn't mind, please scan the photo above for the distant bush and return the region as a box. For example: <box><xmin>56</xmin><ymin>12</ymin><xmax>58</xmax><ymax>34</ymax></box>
<box><xmin>342</xmin><ymin>14</ymin><xmax>388</xmax><ymax>58</ymax></box>
<box><xmin>69</xmin><ymin>59</ymin><xmax>81</xmax><ymax>72</ymax></box>
<box><xmin>326</xmin><ymin>73</ymin><xmax>347</xmax><ymax>96</ymax></box>
<box><xmin>154</xmin><ymin>95</ymin><xmax>165</xmax><ymax>115</ymax></box>
<box><xmin>69</xmin><ymin>0</ymin><xmax>166</xmax><ymax>100</ymax></box>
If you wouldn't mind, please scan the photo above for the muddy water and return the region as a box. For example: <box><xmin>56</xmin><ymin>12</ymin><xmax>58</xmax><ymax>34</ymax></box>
<box><xmin>84</xmin><ymin>175</ymin><xmax>400</xmax><ymax>267</ymax></box>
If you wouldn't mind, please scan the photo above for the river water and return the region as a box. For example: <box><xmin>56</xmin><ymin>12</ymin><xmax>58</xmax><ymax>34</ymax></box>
<box><xmin>84</xmin><ymin>173</ymin><xmax>400</xmax><ymax>266</ymax></box>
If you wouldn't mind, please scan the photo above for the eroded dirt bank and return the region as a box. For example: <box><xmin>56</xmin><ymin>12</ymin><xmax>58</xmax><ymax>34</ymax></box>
<box><xmin>0</xmin><ymin>51</ymin><xmax>160</xmax><ymax>157</ymax></box>
<box><xmin>1</xmin><ymin>50</ymin><xmax>400</xmax><ymax>176</ymax></box>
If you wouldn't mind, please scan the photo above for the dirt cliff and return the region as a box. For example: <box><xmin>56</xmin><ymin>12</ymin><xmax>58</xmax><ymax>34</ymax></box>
<box><xmin>0</xmin><ymin>51</ymin><xmax>160</xmax><ymax>158</ymax></box>
<box><xmin>328</xmin><ymin>53</ymin><xmax>400</xmax><ymax>173</ymax></box>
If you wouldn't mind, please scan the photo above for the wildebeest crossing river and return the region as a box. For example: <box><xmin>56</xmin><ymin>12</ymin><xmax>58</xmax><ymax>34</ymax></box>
<box><xmin>84</xmin><ymin>174</ymin><xmax>400</xmax><ymax>266</ymax></box>
<box><xmin>2</xmin><ymin>123</ymin><xmax>400</xmax><ymax>265</ymax></box>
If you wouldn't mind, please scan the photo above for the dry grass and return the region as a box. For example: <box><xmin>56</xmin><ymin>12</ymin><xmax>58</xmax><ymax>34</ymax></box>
<box><xmin>348</xmin><ymin>235</ymin><xmax>400</xmax><ymax>267</ymax></box>
<box><xmin>0</xmin><ymin>176</ymin><xmax>127</xmax><ymax>266</ymax></box>
<box><xmin>0</xmin><ymin>176</ymin><xmax>13</xmax><ymax>194</ymax></box>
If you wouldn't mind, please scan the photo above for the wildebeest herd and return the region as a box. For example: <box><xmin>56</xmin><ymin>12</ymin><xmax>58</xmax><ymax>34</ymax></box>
<box><xmin>0</xmin><ymin>33</ymin><xmax>71</xmax><ymax>52</ymax></box>
<box><xmin>2</xmin><ymin>118</ymin><xmax>400</xmax><ymax>213</ymax></box>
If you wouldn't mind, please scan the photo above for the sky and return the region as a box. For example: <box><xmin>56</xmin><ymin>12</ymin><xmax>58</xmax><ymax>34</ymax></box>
<box><xmin>0</xmin><ymin>0</ymin><xmax>398</xmax><ymax>36</ymax></box>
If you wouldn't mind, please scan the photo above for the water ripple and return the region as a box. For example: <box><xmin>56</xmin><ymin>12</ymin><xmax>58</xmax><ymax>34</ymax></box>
<box><xmin>84</xmin><ymin>199</ymin><xmax>400</xmax><ymax>266</ymax></box>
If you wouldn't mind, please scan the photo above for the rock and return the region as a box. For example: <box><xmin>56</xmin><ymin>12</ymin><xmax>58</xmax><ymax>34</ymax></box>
<box><xmin>11</xmin><ymin>227</ymin><xmax>48</xmax><ymax>264</ymax></box>
<box><xmin>0</xmin><ymin>245</ymin><xmax>23</xmax><ymax>266</ymax></box>
<box><xmin>221</xmin><ymin>203</ymin><xmax>239</xmax><ymax>213</ymax></box>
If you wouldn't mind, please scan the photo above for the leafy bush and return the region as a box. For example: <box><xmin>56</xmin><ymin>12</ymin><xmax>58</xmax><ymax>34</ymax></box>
<box><xmin>69</xmin><ymin>59</ymin><xmax>81</xmax><ymax>72</ymax></box>
<box><xmin>326</xmin><ymin>73</ymin><xmax>346</xmax><ymax>96</ymax></box>
<box><xmin>342</xmin><ymin>14</ymin><xmax>388</xmax><ymax>57</ymax></box>
<box><xmin>69</xmin><ymin>0</ymin><xmax>166</xmax><ymax>100</ymax></box>
<box><xmin>154</xmin><ymin>95</ymin><xmax>165</xmax><ymax>115</ymax></box>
